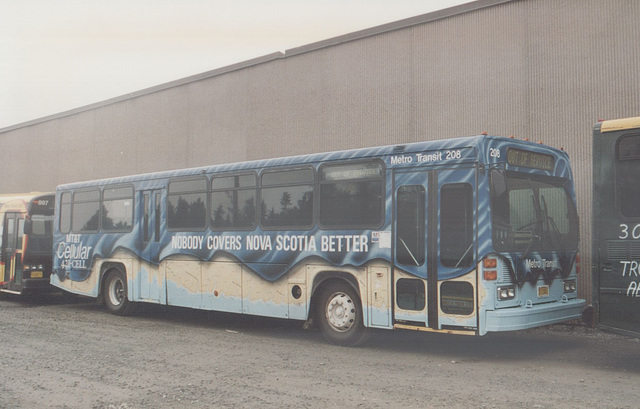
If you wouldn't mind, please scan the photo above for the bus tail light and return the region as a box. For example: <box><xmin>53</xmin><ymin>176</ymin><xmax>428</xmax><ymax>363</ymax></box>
<box><xmin>483</xmin><ymin>258</ymin><xmax>497</xmax><ymax>268</ymax></box>
<box><xmin>575</xmin><ymin>253</ymin><xmax>580</xmax><ymax>274</ymax></box>
<box><xmin>484</xmin><ymin>270</ymin><xmax>497</xmax><ymax>281</ymax></box>
<box><xmin>483</xmin><ymin>258</ymin><xmax>497</xmax><ymax>281</ymax></box>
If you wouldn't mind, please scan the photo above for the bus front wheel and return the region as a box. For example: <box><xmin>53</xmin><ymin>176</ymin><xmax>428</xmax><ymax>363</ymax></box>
<box><xmin>316</xmin><ymin>282</ymin><xmax>367</xmax><ymax>346</ymax></box>
<box><xmin>104</xmin><ymin>269</ymin><xmax>136</xmax><ymax>316</ymax></box>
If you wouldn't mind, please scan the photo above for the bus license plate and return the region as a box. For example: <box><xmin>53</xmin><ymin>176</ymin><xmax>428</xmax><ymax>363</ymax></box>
<box><xmin>537</xmin><ymin>285</ymin><xmax>549</xmax><ymax>298</ymax></box>
<box><xmin>31</xmin><ymin>271</ymin><xmax>43</xmax><ymax>278</ymax></box>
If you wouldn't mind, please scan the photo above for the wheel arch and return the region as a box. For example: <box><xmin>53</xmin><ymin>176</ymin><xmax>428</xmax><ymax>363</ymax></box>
<box><xmin>309</xmin><ymin>270</ymin><xmax>364</xmax><ymax>322</ymax></box>
<box><xmin>98</xmin><ymin>261</ymin><xmax>128</xmax><ymax>303</ymax></box>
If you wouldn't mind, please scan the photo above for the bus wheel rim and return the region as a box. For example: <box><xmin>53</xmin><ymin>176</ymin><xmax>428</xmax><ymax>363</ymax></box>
<box><xmin>108</xmin><ymin>277</ymin><xmax>124</xmax><ymax>306</ymax></box>
<box><xmin>326</xmin><ymin>292</ymin><xmax>355</xmax><ymax>332</ymax></box>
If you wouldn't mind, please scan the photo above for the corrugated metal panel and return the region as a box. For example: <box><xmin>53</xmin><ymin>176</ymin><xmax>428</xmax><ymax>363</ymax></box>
<box><xmin>0</xmin><ymin>0</ymin><xmax>639</xmax><ymax>303</ymax></box>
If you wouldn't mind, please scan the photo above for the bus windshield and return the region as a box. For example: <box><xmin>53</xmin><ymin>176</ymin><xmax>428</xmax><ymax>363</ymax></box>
<box><xmin>490</xmin><ymin>170</ymin><xmax>579</xmax><ymax>252</ymax></box>
<box><xmin>25</xmin><ymin>214</ymin><xmax>53</xmax><ymax>256</ymax></box>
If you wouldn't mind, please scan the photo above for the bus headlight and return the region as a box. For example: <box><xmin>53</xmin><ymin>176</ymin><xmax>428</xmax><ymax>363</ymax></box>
<box><xmin>497</xmin><ymin>286</ymin><xmax>516</xmax><ymax>300</ymax></box>
<box><xmin>563</xmin><ymin>280</ymin><xmax>577</xmax><ymax>293</ymax></box>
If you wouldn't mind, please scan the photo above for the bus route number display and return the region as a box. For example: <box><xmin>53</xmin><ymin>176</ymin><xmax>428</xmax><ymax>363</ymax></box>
<box><xmin>506</xmin><ymin>148</ymin><xmax>555</xmax><ymax>171</ymax></box>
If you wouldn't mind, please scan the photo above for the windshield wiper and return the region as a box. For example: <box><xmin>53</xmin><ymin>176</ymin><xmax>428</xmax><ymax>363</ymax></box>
<box><xmin>541</xmin><ymin>195</ymin><xmax>565</xmax><ymax>254</ymax></box>
<box><xmin>518</xmin><ymin>190</ymin><xmax>544</xmax><ymax>268</ymax></box>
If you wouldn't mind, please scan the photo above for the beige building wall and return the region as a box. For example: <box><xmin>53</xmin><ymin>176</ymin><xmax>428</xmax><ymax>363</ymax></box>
<box><xmin>2</xmin><ymin>0</ymin><xmax>639</xmax><ymax>302</ymax></box>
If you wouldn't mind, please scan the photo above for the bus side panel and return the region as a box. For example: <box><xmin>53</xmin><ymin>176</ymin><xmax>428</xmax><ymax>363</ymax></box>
<box><xmin>50</xmin><ymin>262</ymin><xmax>100</xmax><ymax>297</ymax></box>
<box><xmin>368</xmin><ymin>265</ymin><xmax>391</xmax><ymax>328</ymax></box>
<box><xmin>241</xmin><ymin>265</ymin><xmax>289</xmax><ymax>318</ymax></box>
<box><xmin>134</xmin><ymin>258</ymin><xmax>165</xmax><ymax>303</ymax></box>
<box><xmin>165</xmin><ymin>259</ymin><xmax>202</xmax><ymax>309</ymax></box>
<box><xmin>201</xmin><ymin>259</ymin><xmax>243</xmax><ymax>313</ymax></box>
<box><xmin>288</xmin><ymin>266</ymin><xmax>309</xmax><ymax>321</ymax></box>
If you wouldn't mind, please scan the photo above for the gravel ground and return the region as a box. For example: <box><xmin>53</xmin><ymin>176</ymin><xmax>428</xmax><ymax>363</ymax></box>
<box><xmin>1</xmin><ymin>292</ymin><xmax>639</xmax><ymax>409</ymax></box>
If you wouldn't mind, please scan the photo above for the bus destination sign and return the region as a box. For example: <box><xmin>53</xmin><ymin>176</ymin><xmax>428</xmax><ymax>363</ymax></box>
<box><xmin>506</xmin><ymin>148</ymin><xmax>555</xmax><ymax>171</ymax></box>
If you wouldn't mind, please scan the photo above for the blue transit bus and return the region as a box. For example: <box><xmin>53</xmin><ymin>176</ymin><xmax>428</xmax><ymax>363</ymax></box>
<box><xmin>0</xmin><ymin>193</ymin><xmax>55</xmax><ymax>295</ymax></box>
<box><xmin>592</xmin><ymin>116</ymin><xmax>640</xmax><ymax>333</ymax></box>
<box><xmin>51</xmin><ymin>135</ymin><xmax>585</xmax><ymax>345</ymax></box>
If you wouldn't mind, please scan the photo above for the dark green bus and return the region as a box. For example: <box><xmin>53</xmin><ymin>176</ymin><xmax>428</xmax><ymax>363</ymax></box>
<box><xmin>593</xmin><ymin>116</ymin><xmax>640</xmax><ymax>333</ymax></box>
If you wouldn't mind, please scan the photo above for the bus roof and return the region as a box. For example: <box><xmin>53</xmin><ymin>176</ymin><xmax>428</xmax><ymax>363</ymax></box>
<box><xmin>0</xmin><ymin>193</ymin><xmax>54</xmax><ymax>215</ymax></box>
<box><xmin>598</xmin><ymin>116</ymin><xmax>640</xmax><ymax>133</ymax></box>
<box><xmin>57</xmin><ymin>134</ymin><xmax>569</xmax><ymax>190</ymax></box>
<box><xmin>0</xmin><ymin>192</ymin><xmax>49</xmax><ymax>204</ymax></box>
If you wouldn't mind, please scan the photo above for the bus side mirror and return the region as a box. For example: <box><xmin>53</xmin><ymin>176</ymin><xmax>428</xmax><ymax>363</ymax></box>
<box><xmin>24</xmin><ymin>218</ymin><xmax>32</xmax><ymax>235</ymax></box>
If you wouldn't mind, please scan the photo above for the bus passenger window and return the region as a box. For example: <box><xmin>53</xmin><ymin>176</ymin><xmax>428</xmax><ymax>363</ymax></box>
<box><xmin>211</xmin><ymin>174</ymin><xmax>256</xmax><ymax>229</ymax></box>
<box><xmin>167</xmin><ymin>178</ymin><xmax>207</xmax><ymax>230</ymax></box>
<box><xmin>60</xmin><ymin>192</ymin><xmax>72</xmax><ymax>234</ymax></box>
<box><xmin>319</xmin><ymin>161</ymin><xmax>384</xmax><ymax>228</ymax></box>
<box><xmin>155</xmin><ymin>192</ymin><xmax>161</xmax><ymax>241</ymax></box>
<box><xmin>102</xmin><ymin>186</ymin><xmax>134</xmax><ymax>232</ymax></box>
<box><xmin>72</xmin><ymin>190</ymin><xmax>100</xmax><ymax>233</ymax></box>
<box><xmin>261</xmin><ymin>168</ymin><xmax>314</xmax><ymax>229</ymax></box>
<box><xmin>440</xmin><ymin>183</ymin><xmax>473</xmax><ymax>268</ymax></box>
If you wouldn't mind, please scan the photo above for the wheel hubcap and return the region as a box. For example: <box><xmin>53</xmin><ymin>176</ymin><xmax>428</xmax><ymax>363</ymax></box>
<box><xmin>326</xmin><ymin>292</ymin><xmax>356</xmax><ymax>332</ymax></box>
<box><xmin>108</xmin><ymin>277</ymin><xmax>124</xmax><ymax>306</ymax></box>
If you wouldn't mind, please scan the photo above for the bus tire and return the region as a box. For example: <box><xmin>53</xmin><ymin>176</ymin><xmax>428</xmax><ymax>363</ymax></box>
<box><xmin>104</xmin><ymin>269</ymin><xmax>136</xmax><ymax>316</ymax></box>
<box><xmin>316</xmin><ymin>281</ymin><xmax>367</xmax><ymax>346</ymax></box>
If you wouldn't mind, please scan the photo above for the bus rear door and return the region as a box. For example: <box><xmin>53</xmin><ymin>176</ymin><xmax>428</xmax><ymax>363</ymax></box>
<box><xmin>138</xmin><ymin>189</ymin><xmax>166</xmax><ymax>303</ymax></box>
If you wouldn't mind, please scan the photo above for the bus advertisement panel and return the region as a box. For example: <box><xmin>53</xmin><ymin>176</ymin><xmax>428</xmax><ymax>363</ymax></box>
<box><xmin>51</xmin><ymin>135</ymin><xmax>585</xmax><ymax>345</ymax></box>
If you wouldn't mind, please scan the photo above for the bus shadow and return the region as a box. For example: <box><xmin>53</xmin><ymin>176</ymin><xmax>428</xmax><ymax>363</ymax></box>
<box><xmin>42</xmin><ymin>299</ymin><xmax>640</xmax><ymax>373</ymax></box>
<box><xmin>144</xmin><ymin>304</ymin><xmax>640</xmax><ymax>373</ymax></box>
<box><xmin>363</xmin><ymin>324</ymin><xmax>640</xmax><ymax>373</ymax></box>
<box><xmin>135</xmin><ymin>302</ymin><xmax>319</xmax><ymax>340</ymax></box>
<box><xmin>0</xmin><ymin>290</ymin><xmax>87</xmax><ymax>307</ymax></box>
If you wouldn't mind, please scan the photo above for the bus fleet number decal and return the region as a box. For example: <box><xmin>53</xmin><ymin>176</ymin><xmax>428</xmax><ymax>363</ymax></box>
<box><xmin>617</xmin><ymin>223</ymin><xmax>640</xmax><ymax>297</ymax></box>
<box><xmin>390</xmin><ymin>149</ymin><xmax>463</xmax><ymax>165</ymax></box>
<box><xmin>619</xmin><ymin>223</ymin><xmax>640</xmax><ymax>240</ymax></box>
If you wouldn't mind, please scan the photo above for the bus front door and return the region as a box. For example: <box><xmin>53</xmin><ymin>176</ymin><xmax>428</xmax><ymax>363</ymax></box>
<box><xmin>2</xmin><ymin>213</ymin><xmax>25</xmax><ymax>292</ymax></box>
<box><xmin>394</xmin><ymin>169</ymin><xmax>477</xmax><ymax>332</ymax></box>
<box><xmin>394</xmin><ymin>171</ymin><xmax>432</xmax><ymax>328</ymax></box>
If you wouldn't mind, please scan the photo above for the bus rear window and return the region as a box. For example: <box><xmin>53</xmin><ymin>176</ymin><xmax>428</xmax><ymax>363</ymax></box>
<box><xmin>616</xmin><ymin>134</ymin><xmax>640</xmax><ymax>217</ymax></box>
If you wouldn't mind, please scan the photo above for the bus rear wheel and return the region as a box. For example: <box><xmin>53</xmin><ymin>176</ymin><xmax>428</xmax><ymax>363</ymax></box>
<box><xmin>316</xmin><ymin>282</ymin><xmax>367</xmax><ymax>346</ymax></box>
<box><xmin>104</xmin><ymin>269</ymin><xmax>136</xmax><ymax>316</ymax></box>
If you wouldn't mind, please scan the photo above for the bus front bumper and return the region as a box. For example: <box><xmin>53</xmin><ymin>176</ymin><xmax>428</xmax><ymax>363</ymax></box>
<box><xmin>21</xmin><ymin>277</ymin><xmax>54</xmax><ymax>291</ymax></box>
<box><xmin>483</xmin><ymin>298</ymin><xmax>586</xmax><ymax>335</ymax></box>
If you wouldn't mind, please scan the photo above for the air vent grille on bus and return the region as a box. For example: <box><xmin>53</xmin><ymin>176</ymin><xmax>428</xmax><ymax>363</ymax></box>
<box><xmin>630</xmin><ymin>242</ymin><xmax>640</xmax><ymax>259</ymax></box>
<box><xmin>607</xmin><ymin>241</ymin><xmax>629</xmax><ymax>260</ymax></box>
<box><xmin>499</xmin><ymin>263</ymin><xmax>512</xmax><ymax>283</ymax></box>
